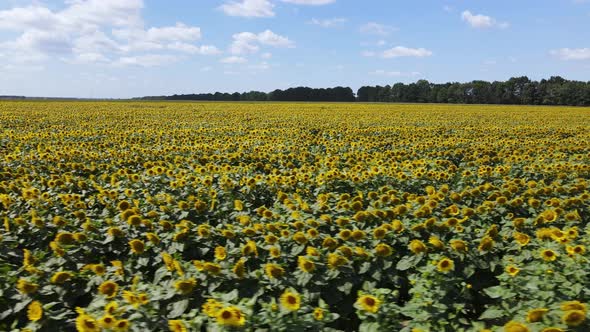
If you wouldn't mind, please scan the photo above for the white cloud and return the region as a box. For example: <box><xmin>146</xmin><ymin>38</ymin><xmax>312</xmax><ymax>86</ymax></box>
<box><xmin>550</xmin><ymin>48</ymin><xmax>590</xmax><ymax>60</ymax></box>
<box><xmin>308</xmin><ymin>17</ymin><xmax>347</xmax><ymax>28</ymax></box>
<box><xmin>220</xmin><ymin>0</ymin><xmax>275</xmax><ymax>17</ymax></box>
<box><xmin>0</xmin><ymin>1</ymin><xmax>219</xmax><ymax>67</ymax></box>
<box><xmin>230</xmin><ymin>30</ymin><xmax>294</xmax><ymax>55</ymax></box>
<box><xmin>261</xmin><ymin>52</ymin><xmax>273</xmax><ymax>59</ymax></box>
<box><xmin>114</xmin><ymin>54</ymin><xmax>178</xmax><ymax>67</ymax></box>
<box><xmin>360</xmin><ymin>22</ymin><xmax>397</xmax><ymax>36</ymax></box>
<box><xmin>282</xmin><ymin>0</ymin><xmax>335</xmax><ymax>5</ymax></box>
<box><xmin>382</xmin><ymin>46</ymin><xmax>433</xmax><ymax>58</ymax></box>
<box><xmin>461</xmin><ymin>10</ymin><xmax>509</xmax><ymax>29</ymax></box>
<box><xmin>361</xmin><ymin>50</ymin><xmax>376</xmax><ymax>57</ymax></box>
<box><xmin>221</xmin><ymin>56</ymin><xmax>248</xmax><ymax>64</ymax></box>
<box><xmin>369</xmin><ymin>70</ymin><xmax>421</xmax><ymax>77</ymax></box>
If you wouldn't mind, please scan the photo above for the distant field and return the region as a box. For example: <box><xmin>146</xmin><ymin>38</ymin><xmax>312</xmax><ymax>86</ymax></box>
<box><xmin>1</xmin><ymin>101</ymin><xmax>589</xmax><ymax>331</ymax></box>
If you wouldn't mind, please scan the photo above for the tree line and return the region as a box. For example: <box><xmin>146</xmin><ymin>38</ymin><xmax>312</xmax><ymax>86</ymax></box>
<box><xmin>137</xmin><ymin>76</ymin><xmax>590</xmax><ymax>106</ymax></box>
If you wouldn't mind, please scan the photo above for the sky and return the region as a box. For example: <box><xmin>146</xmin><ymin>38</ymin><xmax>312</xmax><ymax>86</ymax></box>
<box><xmin>0</xmin><ymin>0</ymin><xmax>589</xmax><ymax>98</ymax></box>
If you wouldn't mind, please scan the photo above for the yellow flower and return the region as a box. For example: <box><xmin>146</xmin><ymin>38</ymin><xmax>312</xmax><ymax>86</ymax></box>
<box><xmin>280</xmin><ymin>290</ymin><xmax>301</xmax><ymax>311</ymax></box>
<box><xmin>214</xmin><ymin>246</ymin><xmax>227</xmax><ymax>260</ymax></box>
<box><xmin>562</xmin><ymin>310</ymin><xmax>586</xmax><ymax>326</ymax></box>
<box><xmin>233</xmin><ymin>258</ymin><xmax>246</xmax><ymax>278</ymax></box>
<box><xmin>409</xmin><ymin>240</ymin><xmax>427</xmax><ymax>254</ymax></box>
<box><xmin>76</xmin><ymin>314</ymin><xmax>100</xmax><ymax>332</ymax></box>
<box><xmin>327</xmin><ymin>253</ymin><xmax>348</xmax><ymax>269</ymax></box>
<box><xmin>241</xmin><ymin>240</ymin><xmax>258</xmax><ymax>257</ymax></box>
<box><xmin>202</xmin><ymin>299</ymin><xmax>223</xmax><ymax>317</ymax></box>
<box><xmin>51</xmin><ymin>271</ymin><xmax>73</xmax><ymax>284</ymax></box>
<box><xmin>356</xmin><ymin>294</ymin><xmax>381</xmax><ymax>313</ymax></box>
<box><xmin>234</xmin><ymin>199</ymin><xmax>244</xmax><ymax>211</ymax></box>
<box><xmin>114</xmin><ymin>319</ymin><xmax>130</xmax><ymax>332</ymax></box>
<box><xmin>450</xmin><ymin>239</ymin><xmax>468</xmax><ymax>252</ymax></box>
<box><xmin>174</xmin><ymin>278</ymin><xmax>196</xmax><ymax>295</ymax></box>
<box><xmin>99</xmin><ymin>314</ymin><xmax>116</xmax><ymax>328</ymax></box>
<box><xmin>98</xmin><ymin>280</ymin><xmax>119</xmax><ymax>298</ymax></box>
<box><xmin>540</xmin><ymin>249</ymin><xmax>558</xmax><ymax>262</ymax></box>
<box><xmin>27</xmin><ymin>301</ymin><xmax>43</xmax><ymax>321</ymax></box>
<box><xmin>128</xmin><ymin>239</ymin><xmax>145</xmax><ymax>254</ymax></box>
<box><xmin>265</xmin><ymin>263</ymin><xmax>285</xmax><ymax>279</ymax></box>
<box><xmin>216</xmin><ymin>306</ymin><xmax>246</xmax><ymax>327</ymax></box>
<box><xmin>313</xmin><ymin>307</ymin><xmax>325</xmax><ymax>321</ymax></box>
<box><xmin>561</xmin><ymin>300</ymin><xmax>586</xmax><ymax>313</ymax></box>
<box><xmin>168</xmin><ymin>320</ymin><xmax>187</xmax><ymax>332</ymax></box>
<box><xmin>17</xmin><ymin>279</ymin><xmax>38</xmax><ymax>294</ymax></box>
<box><xmin>541</xmin><ymin>328</ymin><xmax>564</xmax><ymax>332</ymax></box>
<box><xmin>297</xmin><ymin>256</ymin><xmax>316</xmax><ymax>273</ymax></box>
<box><xmin>503</xmin><ymin>321</ymin><xmax>530</xmax><ymax>332</ymax></box>
<box><xmin>505</xmin><ymin>265</ymin><xmax>520</xmax><ymax>277</ymax></box>
<box><xmin>105</xmin><ymin>302</ymin><xmax>119</xmax><ymax>315</ymax></box>
<box><xmin>428</xmin><ymin>236</ymin><xmax>444</xmax><ymax>250</ymax></box>
<box><xmin>374</xmin><ymin>243</ymin><xmax>393</xmax><ymax>257</ymax></box>
<box><xmin>437</xmin><ymin>257</ymin><xmax>454</xmax><ymax>273</ymax></box>
<box><xmin>526</xmin><ymin>308</ymin><xmax>549</xmax><ymax>322</ymax></box>
<box><xmin>513</xmin><ymin>232</ymin><xmax>530</xmax><ymax>246</ymax></box>
<box><xmin>478</xmin><ymin>236</ymin><xmax>494</xmax><ymax>252</ymax></box>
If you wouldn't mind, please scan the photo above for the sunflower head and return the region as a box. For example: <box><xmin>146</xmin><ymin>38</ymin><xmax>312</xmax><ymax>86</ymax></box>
<box><xmin>98</xmin><ymin>280</ymin><xmax>119</xmax><ymax>298</ymax></box>
<box><xmin>526</xmin><ymin>308</ymin><xmax>549</xmax><ymax>323</ymax></box>
<box><xmin>437</xmin><ymin>257</ymin><xmax>454</xmax><ymax>273</ymax></box>
<box><xmin>168</xmin><ymin>320</ymin><xmax>187</xmax><ymax>332</ymax></box>
<box><xmin>280</xmin><ymin>290</ymin><xmax>301</xmax><ymax>312</ymax></box>
<box><xmin>562</xmin><ymin>310</ymin><xmax>586</xmax><ymax>327</ymax></box>
<box><xmin>540</xmin><ymin>249</ymin><xmax>558</xmax><ymax>262</ymax></box>
<box><xmin>503</xmin><ymin>321</ymin><xmax>530</xmax><ymax>332</ymax></box>
<box><xmin>356</xmin><ymin>294</ymin><xmax>381</xmax><ymax>314</ymax></box>
<box><xmin>27</xmin><ymin>301</ymin><xmax>43</xmax><ymax>321</ymax></box>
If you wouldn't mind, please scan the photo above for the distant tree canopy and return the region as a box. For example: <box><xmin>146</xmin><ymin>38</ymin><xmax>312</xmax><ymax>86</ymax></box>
<box><xmin>357</xmin><ymin>76</ymin><xmax>590</xmax><ymax>106</ymax></box>
<box><xmin>136</xmin><ymin>76</ymin><xmax>590</xmax><ymax>106</ymax></box>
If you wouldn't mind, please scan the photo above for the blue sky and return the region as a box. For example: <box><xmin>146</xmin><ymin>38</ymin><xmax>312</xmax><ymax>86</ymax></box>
<box><xmin>0</xmin><ymin>0</ymin><xmax>589</xmax><ymax>98</ymax></box>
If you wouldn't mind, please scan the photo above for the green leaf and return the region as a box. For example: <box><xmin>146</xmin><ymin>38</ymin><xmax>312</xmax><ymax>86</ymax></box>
<box><xmin>479</xmin><ymin>307</ymin><xmax>504</xmax><ymax>320</ymax></box>
<box><xmin>168</xmin><ymin>299</ymin><xmax>189</xmax><ymax>318</ymax></box>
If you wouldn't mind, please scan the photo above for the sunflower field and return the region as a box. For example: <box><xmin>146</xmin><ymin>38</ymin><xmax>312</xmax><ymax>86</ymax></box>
<box><xmin>0</xmin><ymin>101</ymin><xmax>589</xmax><ymax>332</ymax></box>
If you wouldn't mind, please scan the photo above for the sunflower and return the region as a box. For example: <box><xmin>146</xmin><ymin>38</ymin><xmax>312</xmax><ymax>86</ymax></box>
<box><xmin>478</xmin><ymin>236</ymin><xmax>494</xmax><ymax>252</ymax></box>
<box><xmin>409</xmin><ymin>240</ymin><xmax>427</xmax><ymax>254</ymax></box>
<box><xmin>105</xmin><ymin>301</ymin><xmax>119</xmax><ymax>315</ymax></box>
<box><xmin>50</xmin><ymin>271</ymin><xmax>73</xmax><ymax>284</ymax></box>
<box><xmin>233</xmin><ymin>259</ymin><xmax>246</xmax><ymax>278</ymax></box>
<box><xmin>541</xmin><ymin>328</ymin><xmax>564</xmax><ymax>332</ymax></box>
<box><xmin>437</xmin><ymin>257</ymin><xmax>454</xmax><ymax>273</ymax></box>
<box><xmin>17</xmin><ymin>279</ymin><xmax>38</xmax><ymax>294</ymax></box>
<box><xmin>241</xmin><ymin>240</ymin><xmax>258</xmax><ymax>257</ymax></box>
<box><xmin>99</xmin><ymin>314</ymin><xmax>116</xmax><ymax>328</ymax></box>
<box><xmin>214</xmin><ymin>246</ymin><xmax>227</xmax><ymax>260</ymax></box>
<box><xmin>202</xmin><ymin>299</ymin><xmax>223</xmax><ymax>317</ymax></box>
<box><xmin>513</xmin><ymin>232</ymin><xmax>530</xmax><ymax>246</ymax></box>
<box><xmin>540</xmin><ymin>249</ymin><xmax>558</xmax><ymax>262</ymax></box>
<box><xmin>356</xmin><ymin>294</ymin><xmax>381</xmax><ymax>313</ymax></box>
<box><xmin>560</xmin><ymin>300</ymin><xmax>586</xmax><ymax>313</ymax></box>
<box><xmin>27</xmin><ymin>301</ymin><xmax>43</xmax><ymax>321</ymax></box>
<box><xmin>280</xmin><ymin>290</ymin><xmax>301</xmax><ymax>311</ymax></box>
<box><xmin>374</xmin><ymin>243</ymin><xmax>393</xmax><ymax>257</ymax></box>
<box><xmin>128</xmin><ymin>239</ymin><xmax>145</xmax><ymax>254</ymax></box>
<box><xmin>264</xmin><ymin>263</ymin><xmax>285</xmax><ymax>279</ymax></box>
<box><xmin>76</xmin><ymin>314</ymin><xmax>100</xmax><ymax>332</ymax></box>
<box><xmin>503</xmin><ymin>321</ymin><xmax>530</xmax><ymax>332</ymax></box>
<box><xmin>216</xmin><ymin>306</ymin><xmax>246</xmax><ymax>327</ymax></box>
<box><xmin>450</xmin><ymin>239</ymin><xmax>468</xmax><ymax>252</ymax></box>
<box><xmin>526</xmin><ymin>308</ymin><xmax>549</xmax><ymax>323</ymax></box>
<box><xmin>297</xmin><ymin>256</ymin><xmax>316</xmax><ymax>273</ymax></box>
<box><xmin>168</xmin><ymin>320</ymin><xmax>188</xmax><ymax>332</ymax></box>
<box><xmin>313</xmin><ymin>307</ymin><xmax>325</xmax><ymax>321</ymax></box>
<box><xmin>327</xmin><ymin>253</ymin><xmax>348</xmax><ymax>269</ymax></box>
<box><xmin>174</xmin><ymin>278</ymin><xmax>196</xmax><ymax>295</ymax></box>
<box><xmin>562</xmin><ymin>310</ymin><xmax>586</xmax><ymax>326</ymax></box>
<box><xmin>428</xmin><ymin>236</ymin><xmax>444</xmax><ymax>250</ymax></box>
<box><xmin>114</xmin><ymin>319</ymin><xmax>130</xmax><ymax>332</ymax></box>
<box><xmin>98</xmin><ymin>280</ymin><xmax>119</xmax><ymax>298</ymax></box>
<box><xmin>505</xmin><ymin>265</ymin><xmax>520</xmax><ymax>277</ymax></box>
